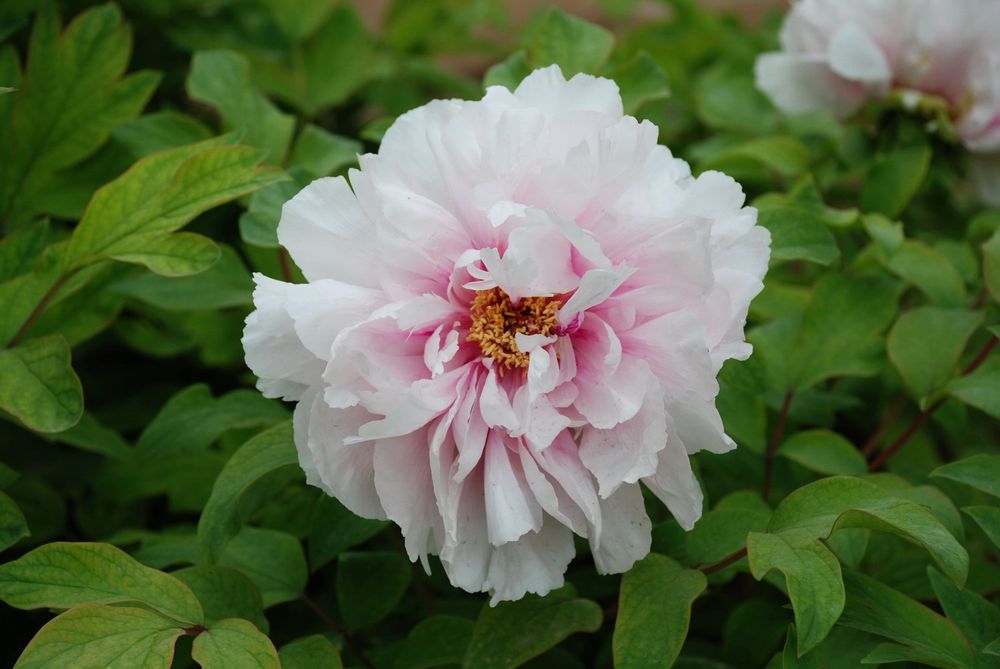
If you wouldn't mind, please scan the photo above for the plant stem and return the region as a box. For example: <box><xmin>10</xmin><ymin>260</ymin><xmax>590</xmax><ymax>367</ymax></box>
<box><xmin>301</xmin><ymin>593</ymin><xmax>374</xmax><ymax>669</ymax></box>
<box><xmin>868</xmin><ymin>335</ymin><xmax>997</xmax><ymax>471</ymax></box>
<box><xmin>7</xmin><ymin>271</ymin><xmax>74</xmax><ymax>348</ymax></box>
<box><xmin>278</xmin><ymin>247</ymin><xmax>293</xmax><ymax>283</ymax></box>
<box><xmin>861</xmin><ymin>394</ymin><xmax>907</xmax><ymax>457</ymax></box>
<box><xmin>762</xmin><ymin>392</ymin><xmax>793</xmax><ymax>502</ymax></box>
<box><xmin>700</xmin><ymin>547</ymin><xmax>748</xmax><ymax>574</ymax></box>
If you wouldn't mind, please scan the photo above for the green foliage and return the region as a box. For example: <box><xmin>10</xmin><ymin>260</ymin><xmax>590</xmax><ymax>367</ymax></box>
<box><xmin>1</xmin><ymin>2</ymin><xmax>999</xmax><ymax>668</ymax></box>
<box><xmin>613</xmin><ymin>554</ymin><xmax>706</xmax><ymax>668</ymax></box>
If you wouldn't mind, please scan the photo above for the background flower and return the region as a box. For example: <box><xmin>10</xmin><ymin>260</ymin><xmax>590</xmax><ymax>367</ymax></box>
<box><xmin>755</xmin><ymin>0</ymin><xmax>1000</xmax><ymax>204</ymax></box>
<box><xmin>243</xmin><ymin>66</ymin><xmax>771</xmax><ymax>602</ymax></box>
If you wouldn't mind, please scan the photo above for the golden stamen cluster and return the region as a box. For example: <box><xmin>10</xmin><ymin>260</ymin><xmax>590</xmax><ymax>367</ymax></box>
<box><xmin>467</xmin><ymin>287</ymin><xmax>561</xmax><ymax>374</ymax></box>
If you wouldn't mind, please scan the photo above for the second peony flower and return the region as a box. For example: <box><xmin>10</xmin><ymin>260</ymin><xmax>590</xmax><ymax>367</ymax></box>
<box><xmin>243</xmin><ymin>66</ymin><xmax>771</xmax><ymax>603</ymax></box>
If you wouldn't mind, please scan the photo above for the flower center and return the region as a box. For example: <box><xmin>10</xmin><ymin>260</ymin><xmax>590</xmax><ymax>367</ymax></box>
<box><xmin>467</xmin><ymin>287</ymin><xmax>560</xmax><ymax>374</ymax></box>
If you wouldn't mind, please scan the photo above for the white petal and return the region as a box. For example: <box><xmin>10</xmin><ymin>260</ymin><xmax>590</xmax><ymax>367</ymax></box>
<box><xmin>484</xmin><ymin>432</ymin><xmax>543</xmax><ymax>545</ymax></box>
<box><xmin>590</xmin><ymin>483</ymin><xmax>651</xmax><ymax>574</ymax></box>
<box><xmin>558</xmin><ymin>266</ymin><xmax>635</xmax><ymax>326</ymax></box>
<box><xmin>277</xmin><ymin>177</ymin><xmax>379</xmax><ymax>286</ymax></box>
<box><xmin>374</xmin><ymin>430</ymin><xmax>444</xmax><ymax>564</ymax></box>
<box><xmin>642</xmin><ymin>414</ymin><xmax>704</xmax><ymax>531</ymax></box>
<box><xmin>578</xmin><ymin>381</ymin><xmax>667</xmax><ymax>498</ymax></box>
<box><xmin>301</xmin><ymin>391</ymin><xmax>386</xmax><ymax>519</ymax></box>
<box><xmin>243</xmin><ymin>274</ymin><xmax>322</xmax><ymax>401</ymax></box>
<box><xmin>828</xmin><ymin>23</ymin><xmax>892</xmax><ymax>84</ymax></box>
<box><xmin>484</xmin><ymin>519</ymin><xmax>575</xmax><ymax>605</ymax></box>
<box><xmin>513</xmin><ymin>65</ymin><xmax>624</xmax><ymax>117</ymax></box>
<box><xmin>755</xmin><ymin>52</ymin><xmax>867</xmax><ymax>117</ymax></box>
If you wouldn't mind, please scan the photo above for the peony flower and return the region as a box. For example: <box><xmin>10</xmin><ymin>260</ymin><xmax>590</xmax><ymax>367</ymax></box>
<box><xmin>243</xmin><ymin>66</ymin><xmax>770</xmax><ymax>603</ymax></box>
<box><xmin>755</xmin><ymin>0</ymin><xmax>1000</xmax><ymax>204</ymax></box>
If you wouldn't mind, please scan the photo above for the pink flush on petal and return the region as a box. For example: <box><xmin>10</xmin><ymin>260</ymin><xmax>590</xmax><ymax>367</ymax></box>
<box><xmin>242</xmin><ymin>65</ymin><xmax>771</xmax><ymax>603</ymax></box>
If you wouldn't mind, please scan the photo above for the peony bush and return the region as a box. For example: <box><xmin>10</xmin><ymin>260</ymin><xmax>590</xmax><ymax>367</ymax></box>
<box><xmin>0</xmin><ymin>2</ymin><xmax>998</xmax><ymax>668</ymax></box>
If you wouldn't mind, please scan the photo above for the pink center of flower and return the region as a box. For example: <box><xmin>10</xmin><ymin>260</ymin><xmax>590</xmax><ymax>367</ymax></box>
<box><xmin>466</xmin><ymin>287</ymin><xmax>561</xmax><ymax>375</ymax></box>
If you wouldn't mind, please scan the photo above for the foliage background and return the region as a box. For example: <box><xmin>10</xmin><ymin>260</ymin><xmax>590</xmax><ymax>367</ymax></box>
<box><xmin>1</xmin><ymin>1</ymin><xmax>999</xmax><ymax>667</ymax></box>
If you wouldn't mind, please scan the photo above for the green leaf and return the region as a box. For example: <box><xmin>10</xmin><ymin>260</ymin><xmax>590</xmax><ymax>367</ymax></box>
<box><xmin>0</xmin><ymin>490</ymin><xmax>29</xmax><ymax>551</ymax></box>
<box><xmin>888</xmin><ymin>308</ymin><xmax>984</xmax><ymax>402</ymax></box>
<box><xmin>187</xmin><ymin>50</ymin><xmax>294</xmax><ymax>164</ymax></box>
<box><xmin>219</xmin><ymin>527</ymin><xmax>307</xmax><ymax>608</ymax></box>
<box><xmin>395</xmin><ymin>615</ymin><xmax>475</xmax><ymax>669</ymax></box>
<box><xmin>522</xmin><ymin>8</ymin><xmax>614</xmax><ymax>75</ymax></box>
<box><xmin>695</xmin><ymin>65</ymin><xmax>778</xmax><ymax>134</ymax></box>
<box><xmin>191</xmin><ymin>618</ymin><xmax>280</xmax><ymax>669</ymax></box>
<box><xmin>769</xmin><ymin>477</ymin><xmax>968</xmax><ymax>586</ymax></box>
<box><xmin>464</xmin><ymin>590</ymin><xmax>603</xmax><ymax>669</ymax></box>
<box><xmin>484</xmin><ymin>51</ymin><xmax>533</xmax><ymax>90</ymax></box>
<box><xmin>609</xmin><ymin>51</ymin><xmax>670</xmax><ymax>114</ymax></box>
<box><xmin>307</xmin><ymin>496</ymin><xmax>387</xmax><ymax>570</ymax></box>
<box><xmin>778</xmin><ymin>430</ymin><xmax>867</xmax><ymax>476</ymax></box>
<box><xmin>239</xmin><ymin>179</ymin><xmax>303</xmax><ymax>249</ymax></box>
<box><xmin>860</xmin><ymin>143</ymin><xmax>931</xmax><ymax>218</ymax></box>
<box><xmin>928</xmin><ymin>567</ymin><xmax>1000</xmax><ymax>666</ymax></box>
<box><xmin>963</xmin><ymin>506</ymin><xmax>1000</xmax><ymax>549</ymax></box>
<box><xmin>112</xmin><ymin>110</ymin><xmax>213</xmax><ymax>158</ymax></box>
<box><xmin>882</xmin><ymin>240</ymin><xmax>967</xmax><ymax>307</ymax></box>
<box><xmin>44</xmin><ymin>412</ymin><xmax>131</xmax><ymax>459</ymax></box>
<box><xmin>171</xmin><ymin>566</ymin><xmax>267</xmax><ymax>633</ymax></box>
<box><xmin>841</xmin><ymin>570</ymin><xmax>976</xmax><ymax>669</ymax></box>
<box><xmin>0</xmin><ymin>219</ymin><xmax>50</xmax><ymax>282</ymax></box>
<box><xmin>863</xmin><ymin>213</ymin><xmax>904</xmax><ymax>254</ymax></box>
<box><xmin>984</xmin><ymin>229</ymin><xmax>1000</xmax><ymax>302</ymax></box>
<box><xmin>754</xmin><ymin>204</ymin><xmax>840</xmax><ymax>267</ymax></box>
<box><xmin>791</xmin><ymin>274</ymin><xmax>901</xmax><ymax>390</ymax></box>
<box><xmin>288</xmin><ymin>124</ymin><xmax>361</xmax><ymax>177</ymax></box>
<box><xmin>198</xmin><ymin>421</ymin><xmax>297</xmax><ymax>562</ymax></box>
<box><xmin>13</xmin><ymin>603</ymin><xmax>184</xmax><ymax>669</ymax></box>
<box><xmin>65</xmin><ymin>136</ymin><xmax>285</xmax><ymax>276</ymax></box>
<box><xmin>746</xmin><ymin>533</ymin><xmax>844</xmax><ymax>654</ymax></box>
<box><xmin>251</xmin><ymin>5</ymin><xmax>376</xmax><ymax>116</ymax></box>
<box><xmin>702</xmin><ymin>136</ymin><xmax>809</xmax><ymax>181</ymax></box>
<box><xmin>0</xmin><ymin>542</ymin><xmax>203</xmax><ymax>624</ymax></box>
<box><xmin>0</xmin><ymin>4</ymin><xmax>159</xmax><ymax>227</ymax></box>
<box><xmin>109</xmin><ymin>244</ymin><xmax>252</xmax><ymax>310</ymax></box>
<box><xmin>947</xmin><ymin>354</ymin><xmax>1000</xmax><ymax>419</ymax></box>
<box><xmin>280</xmin><ymin>635</ymin><xmax>344</xmax><ymax>669</ymax></box>
<box><xmin>337</xmin><ymin>551</ymin><xmax>412</xmax><ymax>631</ymax></box>
<box><xmin>931</xmin><ymin>455</ymin><xmax>1000</xmax><ymax>498</ymax></box>
<box><xmin>0</xmin><ymin>335</ymin><xmax>83</xmax><ymax>433</ymax></box>
<box><xmin>613</xmin><ymin>554</ymin><xmax>706</xmax><ymax>668</ymax></box>
<box><xmin>686</xmin><ymin>491</ymin><xmax>771</xmax><ymax>567</ymax></box>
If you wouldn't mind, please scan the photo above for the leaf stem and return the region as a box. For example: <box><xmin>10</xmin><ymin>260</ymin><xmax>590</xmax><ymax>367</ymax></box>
<box><xmin>278</xmin><ymin>247</ymin><xmax>293</xmax><ymax>283</ymax></box>
<box><xmin>301</xmin><ymin>593</ymin><xmax>374</xmax><ymax>669</ymax></box>
<box><xmin>7</xmin><ymin>270</ymin><xmax>75</xmax><ymax>348</ymax></box>
<box><xmin>868</xmin><ymin>335</ymin><xmax>997</xmax><ymax>471</ymax></box>
<box><xmin>700</xmin><ymin>547</ymin><xmax>748</xmax><ymax>574</ymax></box>
<box><xmin>762</xmin><ymin>391</ymin><xmax>793</xmax><ymax>502</ymax></box>
<box><xmin>860</xmin><ymin>394</ymin><xmax>907</xmax><ymax>458</ymax></box>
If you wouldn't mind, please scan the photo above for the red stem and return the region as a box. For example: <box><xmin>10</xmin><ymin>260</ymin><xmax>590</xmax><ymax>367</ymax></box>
<box><xmin>762</xmin><ymin>392</ymin><xmax>793</xmax><ymax>502</ymax></box>
<box><xmin>700</xmin><ymin>547</ymin><xmax>748</xmax><ymax>574</ymax></box>
<box><xmin>868</xmin><ymin>335</ymin><xmax>997</xmax><ymax>471</ymax></box>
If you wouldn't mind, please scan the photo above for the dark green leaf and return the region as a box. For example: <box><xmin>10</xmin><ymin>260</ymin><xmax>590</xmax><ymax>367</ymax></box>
<box><xmin>522</xmin><ymin>8</ymin><xmax>613</xmax><ymax>75</ymax></box>
<box><xmin>931</xmin><ymin>455</ymin><xmax>1000</xmax><ymax>498</ymax></box>
<box><xmin>747</xmin><ymin>533</ymin><xmax>843</xmax><ymax>654</ymax></box>
<box><xmin>613</xmin><ymin>554</ymin><xmax>706</xmax><ymax>668</ymax></box>
<box><xmin>0</xmin><ymin>491</ymin><xmax>29</xmax><ymax>552</ymax></box>
<box><xmin>888</xmin><ymin>308</ymin><xmax>983</xmax><ymax>402</ymax></box>
<box><xmin>172</xmin><ymin>565</ymin><xmax>268</xmax><ymax>632</ymax></box>
<box><xmin>337</xmin><ymin>551</ymin><xmax>411</xmax><ymax>631</ymax></box>
<box><xmin>219</xmin><ymin>527</ymin><xmax>307</xmax><ymax>608</ymax></box>
<box><xmin>947</xmin><ymin>355</ymin><xmax>1000</xmax><ymax>419</ymax></box>
<box><xmin>841</xmin><ymin>570</ymin><xmax>976</xmax><ymax>669</ymax></box>
<box><xmin>778</xmin><ymin>430</ymin><xmax>867</xmax><ymax>476</ymax></box>
<box><xmin>396</xmin><ymin>615</ymin><xmax>475</xmax><ymax>669</ymax></box>
<box><xmin>198</xmin><ymin>421</ymin><xmax>296</xmax><ymax>562</ymax></box>
<box><xmin>860</xmin><ymin>143</ymin><xmax>931</xmax><ymax>218</ymax></box>
<box><xmin>464</xmin><ymin>590</ymin><xmax>602</xmax><ymax>669</ymax></box>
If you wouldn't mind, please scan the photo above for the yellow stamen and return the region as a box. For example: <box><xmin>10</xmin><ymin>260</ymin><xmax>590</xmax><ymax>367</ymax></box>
<box><xmin>467</xmin><ymin>287</ymin><xmax>560</xmax><ymax>375</ymax></box>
